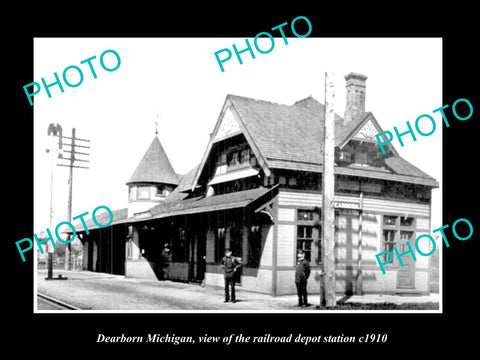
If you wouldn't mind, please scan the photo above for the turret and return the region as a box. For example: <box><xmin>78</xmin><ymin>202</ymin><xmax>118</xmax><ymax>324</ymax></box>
<box><xmin>126</xmin><ymin>136</ymin><xmax>179</xmax><ymax>217</ymax></box>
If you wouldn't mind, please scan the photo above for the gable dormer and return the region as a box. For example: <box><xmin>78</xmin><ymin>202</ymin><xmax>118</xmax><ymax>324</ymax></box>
<box><xmin>202</xmin><ymin>133</ymin><xmax>262</xmax><ymax>195</ymax></box>
<box><xmin>193</xmin><ymin>98</ymin><xmax>269</xmax><ymax>196</ymax></box>
<box><xmin>336</xmin><ymin>114</ymin><xmax>394</xmax><ymax>168</ymax></box>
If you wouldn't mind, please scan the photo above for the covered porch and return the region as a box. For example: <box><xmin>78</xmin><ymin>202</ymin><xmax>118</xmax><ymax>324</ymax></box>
<box><xmin>124</xmin><ymin>186</ymin><xmax>279</xmax><ymax>292</ymax></box>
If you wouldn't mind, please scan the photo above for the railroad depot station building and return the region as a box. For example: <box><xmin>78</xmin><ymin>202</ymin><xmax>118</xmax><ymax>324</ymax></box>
<box><xmin>71</xmin><ymin>73</ymin><xmax>439</xmax><ymax>296</ymax></box>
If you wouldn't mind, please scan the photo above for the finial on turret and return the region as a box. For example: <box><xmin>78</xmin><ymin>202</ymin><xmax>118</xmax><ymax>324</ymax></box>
<box><xmin>155</xmin><ymin>110</ymin><xmax>160</xmax><ymax>136</ymax></box>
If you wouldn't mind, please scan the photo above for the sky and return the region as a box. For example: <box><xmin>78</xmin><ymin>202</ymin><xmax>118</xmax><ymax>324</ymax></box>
<box><xmin>33</xmin><ymin>37</ymin><xmax>442</xmax><ymax>235</ymax></box>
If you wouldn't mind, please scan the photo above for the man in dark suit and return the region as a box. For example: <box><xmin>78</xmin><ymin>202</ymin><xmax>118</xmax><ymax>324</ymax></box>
<box><xmin>295</xmin><ymin>250</ymin><xmax>311</xmax><ymax>307</ymax></box>
<box><xmin>220</xmin><ymin>248</ymin><xmax>241</xmax><ymax>303</ymax></box>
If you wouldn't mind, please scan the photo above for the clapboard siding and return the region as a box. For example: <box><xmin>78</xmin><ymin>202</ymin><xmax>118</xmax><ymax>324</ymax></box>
<box><xmin>278</xmin><ymin>208</ymin><xmax>295</xmax><ymax>222</ymax></box>
<box><xmin>362</xmin><ymin>198</ymin><xmax>429</xmax><ymax>217</ymax></box>
<box><xmin>277</xmin><ymin>224</ymin><xmax>295</xmax><ymax>267</ymax></box>
<box><xmin>278</xmin><ymin>191</ymin><xmax>322</xmax><ymax>207</ymax></box>
<box><xmin>416</xmin><ymin>217</ymin><xmax>431</xmax><ymax>231</ymax></box>
<box><xmin>278</xmin><ymin>190</ymin><xmax>430</xmax><ymax>217</ymax></box>
<box><xmin>259</xmin><ymin>225</ymin><xmax>273</xmax><ymax>267</ymax></box>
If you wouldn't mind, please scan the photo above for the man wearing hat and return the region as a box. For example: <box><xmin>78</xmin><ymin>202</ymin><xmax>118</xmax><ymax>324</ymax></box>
<box><xmin>220</xmin><ymin>248</ymin><xmax>241</xmax><ymax>303</ymax></box>
<box><xmin>295</xmin><ymin>250</ymin><xmax>311</xmax><ymax>307</ymax></box>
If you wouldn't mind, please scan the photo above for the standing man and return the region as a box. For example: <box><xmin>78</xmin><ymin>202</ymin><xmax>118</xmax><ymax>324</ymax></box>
<box><xmin>221</xmin><ymin>248</ymin><xmax>241</xmax><ymax>303</ymax></box>
<box><xmin>295</xmin><ymin>250</ymin><xmax>311</xmax><ymax>307</ymax></box>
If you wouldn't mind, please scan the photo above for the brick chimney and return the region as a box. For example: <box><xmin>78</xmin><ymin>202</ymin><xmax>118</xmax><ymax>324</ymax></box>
<box><xmin>344</xmin><ymin>72</ymin><xmax>368</xmax><ymax>124</ymax></box>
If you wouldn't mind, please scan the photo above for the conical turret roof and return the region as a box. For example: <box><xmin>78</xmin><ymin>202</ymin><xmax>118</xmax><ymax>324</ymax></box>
<box><xmin>126</xmin><ymin>136</ymin><xmax>179</xmax><ymax>186</ymax></box>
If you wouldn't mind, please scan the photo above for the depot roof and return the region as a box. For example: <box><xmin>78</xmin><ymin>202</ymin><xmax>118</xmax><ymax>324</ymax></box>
<box><xmin>67</xmin><ymin>186</ymin><xmax>278</xmax><ymax>234</ymax></box>
<box><xmin>191</xmin><ymin>94</ymin><xmax>438</xmax><ymax>188</ymax></box>
<box><xmin>126</xmin><ymin>136</ymin><xmax>179</xmax><ymax>186</ymax></box>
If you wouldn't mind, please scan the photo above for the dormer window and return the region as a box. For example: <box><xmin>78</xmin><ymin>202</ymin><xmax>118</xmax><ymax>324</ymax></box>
<box><xmin>219</xmin><ymin>153</ymin><xmax>227</xmax><ymax>164</ymax></box>
<box><xmin>338</xmin><ymin>140</ymin><xmax>386</xmax><ymax>168</ymax></box>
<box><xmin>225</xmin><ymin>146</ymin><xmax>251</xmax><ymax>170</ymax></box>
<box><xmin>239</xmin><ymin>148</ymin><xmax>250</xmax><ymax>163</ymax></box>
<box><xmin>129</xmin><ymin>186</ymin><xmax>136</xmax><ymax>201</ymax></box>
<box><xmin>354</xmin><ymin>152</ymin><xmax>368</xmax><ymax>165</ymax></box>
<box><xmin>227</xmin><ymin>152</ymin><xmax>238</xmax><ymax>167</ymax></box>
<box><xmin>339</xmin><ymin>151</ymin><xmax>352</xmax><ymax>162</ymax></box>
<box><xmin>129</xmin><ymin>184</ymin><xmax>173</xmax><ymax>202</ymax></box>
<box><xmin>156</xmin><ymin>185</ymin><xmax>170</xmax><ymax>197</ymax></box>
<box><xmin>137</xmin><ymin>186</ymin><xmax>151</xmax><ymax>200</ymax></box>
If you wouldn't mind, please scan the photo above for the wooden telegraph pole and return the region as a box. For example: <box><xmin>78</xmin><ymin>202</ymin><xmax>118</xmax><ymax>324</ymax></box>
<box><xmin>357</xmin><ymin>191</ymin><xmax>364</xmax><ymax>295</ymax></box>
<box><xmin>321</xmin><ymin>72</ymin><xmax>336</xmax><ymax>307</ymax></box>
<box><xmin>57</xmin><ymin>128</ymin><xmax>90</xmax><ymax>270</ymax></box>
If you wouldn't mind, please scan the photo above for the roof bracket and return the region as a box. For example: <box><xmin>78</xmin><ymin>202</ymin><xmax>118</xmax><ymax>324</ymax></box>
<box><xmin>255</xmin><ymin>199</ymin><xmax>275</xmax><ymax>222</ymax></box>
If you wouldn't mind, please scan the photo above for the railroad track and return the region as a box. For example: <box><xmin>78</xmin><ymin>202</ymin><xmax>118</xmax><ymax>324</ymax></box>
<box><xmin>37</xmin><ymin>293</ymin><xmax>82</xmax><ymax>310</ymax></box>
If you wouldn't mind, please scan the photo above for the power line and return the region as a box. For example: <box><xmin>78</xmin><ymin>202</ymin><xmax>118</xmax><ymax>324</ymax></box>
<box><xmin>56</xmin><ymin>127</ymin><xmax>90</xmax><ymax>271</ymax></box>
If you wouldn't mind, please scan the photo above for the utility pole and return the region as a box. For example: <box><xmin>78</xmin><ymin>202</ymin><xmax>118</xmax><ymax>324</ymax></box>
<box><xmin>57</xmin><ymin>128</ymin><xmax>90</xmax><ymax>270</ymax></box>
<box><xmin>357</xmin><ymin>191</ymin><xmax>364</xmax><ymax>295</ymax></box>
<box><xmin>321</xmin><ymin>72</ymin><xmax>336</xmax><ymax>307</ymax></box>
<box><xmin>46</xmin><ymin>123</ymin><xmax>63</xmax><ymax>279</ymax></box>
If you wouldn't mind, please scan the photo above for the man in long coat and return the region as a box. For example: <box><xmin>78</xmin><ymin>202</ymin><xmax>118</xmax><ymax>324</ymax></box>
<box><xmin>220</xmin><ymin>248</ymin><xmax>241</xmax><ymax>303</ymax></box>
<box><xmin>295</xmin><ymin>250</ymin><xmax>311</xmax><ymax>307</ymax></box>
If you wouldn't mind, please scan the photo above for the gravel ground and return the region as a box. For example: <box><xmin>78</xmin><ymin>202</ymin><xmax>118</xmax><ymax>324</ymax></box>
<box><xmin>36</xmin><ymin>270</ymin><xmax>440</xmax><ymax>312</ymax></box>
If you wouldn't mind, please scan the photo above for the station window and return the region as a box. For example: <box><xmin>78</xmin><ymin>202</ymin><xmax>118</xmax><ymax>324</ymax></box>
<box><xmin>383</xmin><ymin>215</ymin><xmax>397</xmax><ymax>226</ymax></box>
<box><xmin>172</xmin><ymin>228</ymin><xmax>188</xmax><ymax>262</ymax></box>
<box><xmin>297</xmin><ymin>226</ymin><xmax>313</xmax><ymax>262</ymax></box>
<box><xmin>400</xmin><ymin>216</ymin><xmax>415</xmax><ymax>227</ymax></box>
<box><xmin>381</xmin><ymin>215</ymin><xmax>417</xmax><ymax>265</ymax></box>
<box><xmin>401</xmin><ymin>230</ymin><xmax>414</xmax><ymax>243</ymax></box>
<box><xmin>382</xmin><ymin>230</ymin><xmax>396</xmax><ymax>262</ymax></box>
<box><xmin>296</xmin><ymin>209</ymin><xmax>319</xmax><ymax>263</ymax></box>
<box><xmin>215</xmin><ymin>228</ymin><xmax>226</xmax><ymax>263</ymax></box>
<box><xmin>230</xmin><ymin>226</ymin><xmax>243</xmax><ymax>260</ymax></box>
<box><xmin>298</xmin><ymin>210</ymin><xmax>314</xmax><ymax>221</ymax></box>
